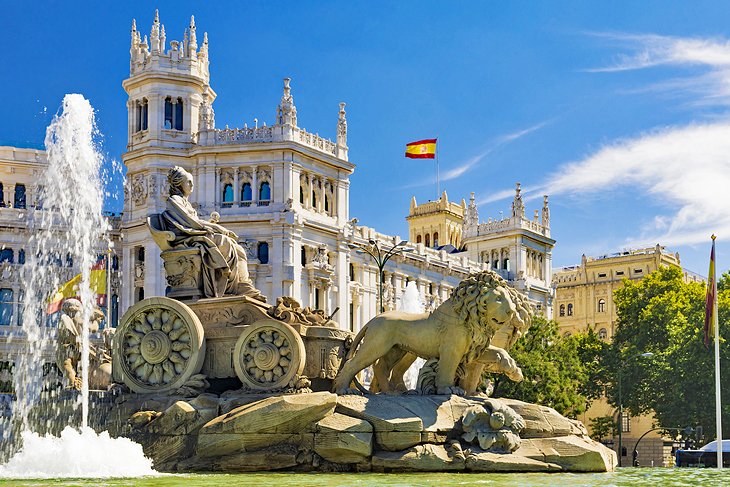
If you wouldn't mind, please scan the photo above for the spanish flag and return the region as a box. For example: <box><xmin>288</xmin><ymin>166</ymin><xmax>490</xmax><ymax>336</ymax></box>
<box><xmin>405</xmin><ymin>138</ymin><xmax>437</xmax><ymax>159</ymax></box>
<box><xmin>704</xmin><ymin>235</ymin><xmax>717</xmax><ymax>348</ymax></box>
<box><xmin>46</xmin><ymin>256</ymin><xmax>107</xmax><ymax>314</ymax></box>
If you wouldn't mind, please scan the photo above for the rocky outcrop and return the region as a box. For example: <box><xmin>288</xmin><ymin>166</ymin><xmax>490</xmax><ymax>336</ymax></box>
<box><xmin>113</xmin><ymin>392</ymin><xmax>616</xmax><ymax>473</ymax></box>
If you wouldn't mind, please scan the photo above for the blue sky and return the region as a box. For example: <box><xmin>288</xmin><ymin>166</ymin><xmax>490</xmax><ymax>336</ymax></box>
<box><xmin>2</xmin><ymin>1</ymin><xmax>730</xmax><ymax>274</ymax></box>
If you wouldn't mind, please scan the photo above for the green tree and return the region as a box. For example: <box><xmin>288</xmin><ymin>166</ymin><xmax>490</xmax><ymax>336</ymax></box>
<box><xmin>589</xmin><ymin>415</ymin><xmax>617</xmax><ymax>442</ymax></box>
<box><xmin>608</xmin><ymin>265</ymin><xmax>730</xmax><ymax>440</ymax></box>
<box><xmin>491</xmin><ymin>316</ymin><xmax>605</xmax><ymax>418</ymax></box>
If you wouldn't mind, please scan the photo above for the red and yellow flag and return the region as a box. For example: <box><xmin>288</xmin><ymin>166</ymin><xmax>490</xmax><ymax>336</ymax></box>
<box><xmin>405</xmin><ymin>138</ymin><xmax>437</xmax><ymax>159</ymax></box>
<box><xmin>47</xmin><ymin>257</ymin><xmax>107</xmax><ymax>314</ymax></box>
<box><xmin>704</xmin><ymin>235</ymin><xmax>717</xmax><ymax>347</ymax></box>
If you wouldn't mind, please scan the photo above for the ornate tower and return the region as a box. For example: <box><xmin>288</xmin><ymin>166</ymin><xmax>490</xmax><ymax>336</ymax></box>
<box><xmin>124</xmin><ymin>11</ymin><xmax>215</xmax><ymax>151</ymax></box>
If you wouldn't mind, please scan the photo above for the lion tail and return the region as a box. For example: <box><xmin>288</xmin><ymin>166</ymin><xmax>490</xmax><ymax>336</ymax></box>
<box><xmin>346</xmin><ymin>323</ymin><xmax>369</xmax><ymax>360</ymax></box>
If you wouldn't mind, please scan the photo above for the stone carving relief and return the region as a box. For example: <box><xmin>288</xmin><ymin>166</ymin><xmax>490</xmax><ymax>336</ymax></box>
<box><xmin>131</xmin><ymin>174</ymin><xmax>148</xmax><ymax>206</ymax></box>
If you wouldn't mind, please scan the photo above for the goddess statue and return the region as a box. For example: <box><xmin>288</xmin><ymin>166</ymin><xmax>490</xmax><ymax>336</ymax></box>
<box><xmin>160</xmin><ymin>166</ymin><xmax>265</xmax><ymax>301</ymax></box>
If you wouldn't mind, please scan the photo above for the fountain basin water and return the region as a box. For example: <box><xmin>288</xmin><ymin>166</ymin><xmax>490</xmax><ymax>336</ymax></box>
<box><xmin>0</xmin><ymin>426</ymin><xmax>157</xmax><ymax>478</ymax></box>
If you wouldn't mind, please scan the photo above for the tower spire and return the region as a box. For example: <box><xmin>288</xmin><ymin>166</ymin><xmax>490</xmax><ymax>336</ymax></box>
<box><xmin>188</xmin><ymin>16</ymin><xmax>198</xmax><ymax>59</ymax></box>
<box><xmin>150</xmin><ymin>9</ymin><xmax>160</xmax><ymax>54</ymax></box>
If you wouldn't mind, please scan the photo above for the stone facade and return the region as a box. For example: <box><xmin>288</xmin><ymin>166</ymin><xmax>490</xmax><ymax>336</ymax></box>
<box><xmin>120</xmin><ymin>11</ymin><xmax>487</xmax><ymax>332</ymax></box>
<box><xmin>0</xmin><ymin>146</ymin><xmax>123</xmax><ymax>387</ymax></box>
<box><xmin>553</xmin><ymin>244</ymin><xmax>704</xmax><ymax>467</ymax></box>
<box><xmin>407</xmin><ymin>192</ymin><xmax>465</xmax><ymax>249</ymax></box>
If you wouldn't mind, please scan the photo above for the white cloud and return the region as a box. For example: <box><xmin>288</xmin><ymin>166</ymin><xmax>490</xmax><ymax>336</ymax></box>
<box><xmin>543</xmin><ymin>122</ymin><xmax>730</xmax><ymax>247</ymax></box>
<box><xmin>588</xmin><ymin>33</ymin><xmax>730</xmax><ymax>106</ymax></box>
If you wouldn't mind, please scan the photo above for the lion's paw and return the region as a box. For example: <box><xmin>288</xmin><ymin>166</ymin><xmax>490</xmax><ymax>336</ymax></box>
<box><xmin>437</xmin><ymin>385</ymin><xmax>466</xmax><ymax>396</ymax></box>
<box><xmin>336</xmin><ymin>387</ymin><xmax>363</xmax><ymax>396</ymax></box>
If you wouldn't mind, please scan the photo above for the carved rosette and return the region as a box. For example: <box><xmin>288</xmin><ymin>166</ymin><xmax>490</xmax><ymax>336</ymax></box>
<box><xmin>115</xmin><ymin>297</ymin><xmax>205</xmax><ymax>393</ymax></box>
<box><xmin>233</xmin><ymin>319</ymin><xmax>305</xmax><ymax>390</ymax></box>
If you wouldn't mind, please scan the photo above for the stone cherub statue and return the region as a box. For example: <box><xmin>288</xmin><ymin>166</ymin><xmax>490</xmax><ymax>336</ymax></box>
<box><xmin>160</xmin><ymin>166</ymin><xmax>265</xmax><ymax>301</ymax></box>
<box><xmin>56</xmin><ymin>298</ymin><xmax>114</xmax><ymax>390</ymax></box>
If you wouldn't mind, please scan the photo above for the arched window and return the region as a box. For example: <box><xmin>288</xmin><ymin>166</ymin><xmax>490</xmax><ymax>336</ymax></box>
<box><xmin>135</xmin><ymin>287</ymin><xmax>145</xmax><ymax>303</ymax></box>
<box><xmin>559</xmin><ymin>304</ymin><xmax>565</xmax><ymax>317</ymax></box>
<box><xmin>598</xmin><ymin>328</ymin><xmax>608</xmax><ymax>340</ymax></box>
<box><xmin>18</xmin><ymin>249</ymin><xmax>25</xmax><ymax>265</ymax></box>
<box><xmin>257</xmin><ymin>242</ymin><xmax>269</xmax><ymax>264</ymax></box>
<box><xmin>136</xmin><ymin>246</ymin><xmax>145</xmax><ymax>263</ymax></box>
<box><xmin>503</xmin><ymin>258</ymin><xmax>510</xmax><ymax>272</ymax></box>
<box><xmin>141</xmin><ymin>98</ymin><xmax>148</xmax><ymax>131</ymax></box>
<box><xmin>164</xmin><ymin>97</ymin><xmax>173</xmax><ymax>129</ymax></box>
<box><xmin>241</xmin><ymin>183</ymin><xmax>252</xmax><ymax>201</ymax></box>
<box><xmin>135</xmin><ymin>98</ymin><xmax>149</xmax><ymax>132</ymax></box>
<box><xmin>14</xmin><ymin>184</ymin><xmax>26</xmax><ymax>209</ymax></box>
<box><xmin>425</xmin><ymin>234</ymin><xmax>431</xmax><ymax>247</ymax></box>
<box><xmin>433</xmin><ymin>232</ymin><xmax>439</xmax><ymax>247</ymax></box>
<box><xmin>223</xmin><ymin>183</ymin><xmax>234</xmax><ymax>203</ymax></box>
<box><xmin>598</xmin><ymin>298</ymin><xmax>606</xmax><ymax>313</ymax></box>
<box><xmin>567</xmin><ymin>303</ymin><xmax>573</xmax><ymax>316</ymax></box>
<box><xmin>259</xmin><ymin>181</ymin><xmax>271</xmax><ymax>201</ymax></box>
<box><xmin>0</xmin><ymin>289</ymin><xmax>13</xmax><ymax>326</ymax></box>
<box><xmin>175</xmin><ymin>97</ymin><xmax>184</xmax><ymax>130</ymax></box>
<box><xmin>0</xmin><ymin>249</ymin><xmax>12</xmax><ymax>264</ymax></box>
<box><xmin>416</xmin><ymin>235</ymin><xmax>422</xmax><ymax>244</ymax></box>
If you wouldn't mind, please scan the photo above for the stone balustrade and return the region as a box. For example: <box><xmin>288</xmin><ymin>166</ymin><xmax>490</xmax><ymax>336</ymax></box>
<box><xmin>201</xmin><ymin>124</ymin><xmax>338</xmax><ymax>158</ymax></box>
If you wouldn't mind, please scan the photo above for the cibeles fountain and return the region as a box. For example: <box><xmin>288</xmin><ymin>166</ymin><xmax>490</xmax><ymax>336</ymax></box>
<box><xmin>1</xmin><ymin>150</ymin><xmax>617</xmax><ymax>475</ymax></box>
<box><xmin>0</xmin><ymin>51</ymin><xmax>615</xmax><ymax>481</ymax></box>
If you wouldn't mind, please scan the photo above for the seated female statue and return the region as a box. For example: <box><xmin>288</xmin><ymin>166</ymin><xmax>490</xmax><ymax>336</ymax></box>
<box><xmin>161</xmin><ymin>166</ymin><xmax>265</xmax><ymax>301</ymax></box>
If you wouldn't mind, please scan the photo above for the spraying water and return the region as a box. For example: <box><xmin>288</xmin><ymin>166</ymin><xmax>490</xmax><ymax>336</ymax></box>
<box><xmin>0</xmin><ymin>94</ymin><xmax>156</xmax><ymax>478</ymax></box>
<box><xmin>400</xmin><ymin>281</ymin><xmax>426</xmax><ymax>390</ymax></box>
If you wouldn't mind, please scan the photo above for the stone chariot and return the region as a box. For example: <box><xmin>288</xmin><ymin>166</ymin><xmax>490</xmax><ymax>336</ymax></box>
<box><xmin>112</xmin><ymin>212</ymin><xmax>353</xmax><ymax>395</ymax></box>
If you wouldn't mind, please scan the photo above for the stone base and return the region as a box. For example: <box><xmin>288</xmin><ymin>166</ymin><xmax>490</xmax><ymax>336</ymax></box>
<box><xmin>104</xmin><ymin>391</ymin><xmax>616</xmax><ymax>473</ymax></box>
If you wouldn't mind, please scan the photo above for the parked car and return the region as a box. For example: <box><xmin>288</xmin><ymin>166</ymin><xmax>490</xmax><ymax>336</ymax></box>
<box><xmin>676</xmin><ymin>440</ymin><xmax>730</xmax><ymax>467</ymax></box>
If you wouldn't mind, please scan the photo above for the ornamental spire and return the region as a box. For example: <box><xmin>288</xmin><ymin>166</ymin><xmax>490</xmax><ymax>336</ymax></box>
<box><xmin>150</xmin><ymin>9</ymin><xmax>160</xmax><ymax>53</ymax></box>
<box><xmin>279</xmin><ymin>78</ymin><xmax>297</xmax><ymax>127</ymax></box>
<box><xmin>189</xmin><ymin>15</ymin><xmax>198</xmax><ymax>59</ymax></box>
<box><xmin>337</xmin><ymin>102</ymin><xmax>347</xmax><ymax>147</ymax></box>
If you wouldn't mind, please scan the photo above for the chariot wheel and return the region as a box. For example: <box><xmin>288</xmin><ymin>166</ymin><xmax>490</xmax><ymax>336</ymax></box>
<box><xmin>234</xmin><ymin>319</ymin><xmax>306</xmax><ymax>390</ymax></box>
<box><xmin>115</xmin><ymin>297</ymin><xmax>205</xmax><ymax>394</ymax></box>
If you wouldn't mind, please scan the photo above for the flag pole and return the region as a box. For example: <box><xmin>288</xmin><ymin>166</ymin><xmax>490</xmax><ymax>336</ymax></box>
<box><xmin>436</xmin><ymin>137</ymin><xmax>440</xmax><ymax>199</ymax></box>
<box><xmin>713</xmin><ymin>234</ymin><xmax>723</xmax><ymax>469</ymax></box>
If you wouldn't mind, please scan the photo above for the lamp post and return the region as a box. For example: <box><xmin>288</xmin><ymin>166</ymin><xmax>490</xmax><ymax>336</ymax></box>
<box><xmin>349</xmin><ymin>240</ymin><xmax>413</xmax><ymax>313</ymax></box>
<box><xmin>617</xmin><ymin>351</ymin><xmax>654</xmax><ymax>467</ymax></box>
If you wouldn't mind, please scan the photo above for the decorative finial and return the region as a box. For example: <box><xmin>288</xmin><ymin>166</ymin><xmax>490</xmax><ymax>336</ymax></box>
<box><xmin>337</xmin><ymin>102</ymin><xmax>347</xmax><ymax>147</ymax></box>
<box><xmin>154</xmin><ymin>9</ymin><xmax>159</xmax><ymax>24</ymax></box>
<box><xmin>160</xmin><ymin>24</ymin><xmax>166</xmax><ymax>52</ymax></box>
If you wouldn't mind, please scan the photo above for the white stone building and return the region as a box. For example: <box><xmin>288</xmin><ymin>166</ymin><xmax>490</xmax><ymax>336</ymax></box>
<box><xmin>0</xmin><ymin>147</ymin><xmax>123</xmax><ymax>388</ymax></box>
<box><xmin>120</xmin><ymin>12</ymin><xmax>485</xmax><ymax>332</ymax></box>
<box><xmin>461</xmin><ymin>184</ymin><xmax>555</xmax><ymax>316</ymax></box>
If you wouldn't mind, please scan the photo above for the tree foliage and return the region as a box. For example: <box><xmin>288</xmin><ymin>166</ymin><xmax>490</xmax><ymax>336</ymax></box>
<box><xmin>491</xmin><ymin>316</ymin><xmax>606</xmax><ymax>418</ymax></box>
<box><xmin>608</xmin><ymin>265</ymin><xmax>730</xmax><ymax>440</ymax></box>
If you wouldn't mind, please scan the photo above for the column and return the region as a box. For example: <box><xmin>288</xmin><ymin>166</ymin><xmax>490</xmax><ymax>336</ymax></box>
<box><xmin>233</xmin><ymin>168</ymin><xmax>240</xmax><ymax>205</ymax></box>
<box><xmin>252</xmin><ymin>167</ymin><xmax>259</xmax><ymax>204</ymax></box>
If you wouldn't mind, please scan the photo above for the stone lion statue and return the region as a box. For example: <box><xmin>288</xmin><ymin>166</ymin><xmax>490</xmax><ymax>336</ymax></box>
<box><xmin>372</xmin><ymin>282</ymin><xmax>533</xmax><ymax>395</ymax></box>
<box><xmin>333</xmin><ymin>270</ymin><xmax>531</xmax><ymax>395</ymax></box>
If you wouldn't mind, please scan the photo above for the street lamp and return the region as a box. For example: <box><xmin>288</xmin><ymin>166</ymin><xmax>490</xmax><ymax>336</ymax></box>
<box><xmin>617</xmin><ymin>351</ymin><xmax>654</xmax><ymax>467</ymax></box>
<box><xmin>349</xmin><ymin>239</ymin><xmax>414</xmax><ymax>313</ymax></box>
